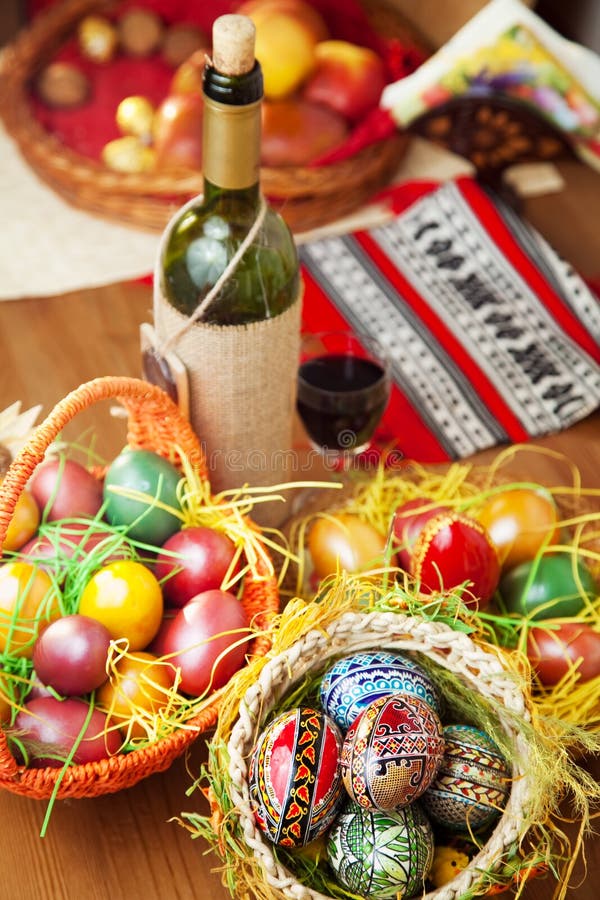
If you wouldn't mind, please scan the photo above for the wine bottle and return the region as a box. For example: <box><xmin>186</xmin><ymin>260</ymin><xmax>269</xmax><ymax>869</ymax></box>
<box><xmin>151</xmin><ymin>14</ymin><xmax>302</xmax><ymax>513</ymax></box>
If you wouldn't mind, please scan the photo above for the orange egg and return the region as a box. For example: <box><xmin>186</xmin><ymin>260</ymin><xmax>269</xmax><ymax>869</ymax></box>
<box><xmin>476</xmin><ymin>487</ymin><xmax>560</xmax><ymax>571</ymax></box>
<box><xmin>307</xmin><ymin>513</ymin><xmax>389</xmax><ymax>579</ymax></box>
<box><xmin>97</xmin><ymin>651</ymin><xmax>177</xmax><ymax>739</ymax></box>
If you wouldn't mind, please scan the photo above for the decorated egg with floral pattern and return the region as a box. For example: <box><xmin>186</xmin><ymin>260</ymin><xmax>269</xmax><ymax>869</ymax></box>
<box><xmin>248</xmin><ymin>707</ymin><xmax>344</xmax><ymax>847</ymax></box>
<box><xmin>340</xmin><ymin>693</ymin><xmax>444</xmax><ymax>811</ymax></box>
<box><xmin>320</xmin><ymin>649</ymin><xmax>442</xmax><ymax>731</ymax></box>
<box><xmin>421</xmin><ymin>724</ymin><xmax>511</xmax><ymax>833</ymax></box>
<box><xmin>327</xmin><ymin>799</ymin><xmax>434</xmax><ymax>899</ymax></box>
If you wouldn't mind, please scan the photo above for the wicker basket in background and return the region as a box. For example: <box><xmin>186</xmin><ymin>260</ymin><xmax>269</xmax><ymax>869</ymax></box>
<box><xmin>0</xmin><ymin>0</ymin><xmax>423</xmax><ymax>233</ymax></box>
<box><xmin>0</xmin><ymin>376</ymin><xmax>280</xmax><ymax>799</ymax></box>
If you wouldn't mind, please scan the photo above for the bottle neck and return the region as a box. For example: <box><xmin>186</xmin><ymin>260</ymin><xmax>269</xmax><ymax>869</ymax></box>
<box><xmin>202</xmin><ymin>61</ymin><xmax>262</xmax><ymax>197</ymax></box>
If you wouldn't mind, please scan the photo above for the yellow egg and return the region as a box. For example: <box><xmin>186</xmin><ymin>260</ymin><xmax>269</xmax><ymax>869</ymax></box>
<box><xmin>116</xmin><ymin>96</ymin><xmax>156</xmax><ymax>141</ymax></box>
<box><xmin>102</xmin><ymin>136</ymin><xmax>156</xmax><ymax>174</ymax></box>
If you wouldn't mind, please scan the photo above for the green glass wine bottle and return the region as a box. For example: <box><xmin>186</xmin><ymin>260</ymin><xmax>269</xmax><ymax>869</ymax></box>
<box><xmin>152</xmin><ymin>14</ymin><xmax>302</xmax><ymax>510</ymax></box>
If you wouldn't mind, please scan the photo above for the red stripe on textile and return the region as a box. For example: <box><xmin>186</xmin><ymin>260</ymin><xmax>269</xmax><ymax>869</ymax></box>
<box><xmin>301</xmin><ymin>266</ymin><xmax>451</xmax><ymax>462</ymax></box>
<box><xmin>456</xmin><ymin>177</ymin><xmax>600</xmax><ymax>364</ymax></box>
<box><xmin>351</xmin><ymin>230</ymin><xmax>531</xmax><ymax>443</ymax></box>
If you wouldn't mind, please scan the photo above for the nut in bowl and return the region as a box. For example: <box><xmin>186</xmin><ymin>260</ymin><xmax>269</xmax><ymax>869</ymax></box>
<box><xmin>180</xmin><ymin>574</ymin><xmax>600</xmax><ymax>899</ymax></box>
<box><xmin>0</xmin><ymin>377</ymin><xmax>280</xmax><ymax>804</ymax></box>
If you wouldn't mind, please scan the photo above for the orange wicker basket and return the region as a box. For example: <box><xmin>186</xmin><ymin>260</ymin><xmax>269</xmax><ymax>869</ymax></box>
<box><xmin>0</xmin><ymin>375</ymin><xmax>279</xmax><ymax>799</ymax></box>
<box><xmin>0</xmin><ymin>0</ymin><xmax>422</xmax><ymax>233</ymax></box>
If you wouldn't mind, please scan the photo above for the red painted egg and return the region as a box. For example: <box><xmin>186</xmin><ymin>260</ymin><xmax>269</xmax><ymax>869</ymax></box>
<box><xmin>249</xmin><ymin>707</ymin><xmax>344</xmax><ymax>847</ymax></box>
<box><xmin>392</xmin><ymin>497</ymin><xmax>451</xmax><ymax>571</ymax></box>
<box><xmin>412</xmin><ymin>512</ymin><xmax>500</xmax><ymax>609</ymax></box>
<box><xmin>340</xmin><ymin>693</ymin><xmax>444</xmax><ymax>811</ymax></box>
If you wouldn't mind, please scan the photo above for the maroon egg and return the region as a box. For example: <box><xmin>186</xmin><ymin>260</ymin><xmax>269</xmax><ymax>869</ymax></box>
<box><xmin>32</xmin><ymin>614</ymin><xmax>112</xmax><ymax>695</ymax></box>
<box><xmin>527</xmin><ymin>622</ymin><xmax>600</xmax><ymax>685</ymax></box>
<box><xmin>154</xmin><ymin>526</ymin><xmax>240</xmax><ymax>607</ymax></box>
<box><xmin>14</xmin><ymin>696</ymin><xmax>121</xmax><ymax>767</ymax></box>
<box><xmin>29</xmin><ymin>458</ymin><xmax>103</xmax><ymax>521</ymax></box>
<box><xmin>163</xmin><ymin>589</ymin><xmax>250</xmax><ymax>696</ymax></box>
<box><xmin>20</xmin><ymin>521</ymin><xmax>131</xmax><ymax>580</ymax></box>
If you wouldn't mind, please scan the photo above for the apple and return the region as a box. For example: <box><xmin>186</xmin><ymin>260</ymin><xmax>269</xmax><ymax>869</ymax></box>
<box><xmin>236</xmin><ymin>0</ymin><xmax>329</xmax><ymax>44</ymax></box>
<box><xmin>154</xmin><ymin>526</ymin><xmax>241</xmax><ymax>608</ymax></box>
<box><xmin>153</xmin><ymin>92</ymin><xmax>204</xmax><ymax>170</ymax></box>
<box><xmin>261</xmin><ymin>98</ymin><xmax>348</xmax><ymax>166</ymax></box>
<box><xmin>302</xmin><ymin>40</ymin><xmax>387</xmax><ymax>122</ymax></box>
<box><xmin>169</xmin><ymin>48</ymin><xmax>209</xmax><ymax>96</ymax></box>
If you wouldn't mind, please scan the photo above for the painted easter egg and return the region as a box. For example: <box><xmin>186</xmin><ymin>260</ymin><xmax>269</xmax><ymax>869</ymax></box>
<box><xmin>248</xmin><ymin>707</ymin><xmax>344</xmax><ymax>847</ymax></box>
<box><xmin>340</xmin><ymin>693</ymin><xmax>444</xmax><ymax>811</ymax></box>
<box><xmin>499</xmin><ymin>554</ymin><xmax>596</xmax><ymax>620</ymax></box>
<box><xmin>411</xmin><ymin>512</ymin><xmax>500</xmax><ymax>609</ymax></box>
<box><xmin>327</xmin><ymin>799</ymin><xmax>434</xmax><ymax>899</ymax></box>
<box><xmin>421</xmin><ymin>724</ymin><xmax>511</xmax><ymax>833</ymax></box>
<box><xmin>320</xmin><ymin>649</ymin><xmax>442</xmax><ymax>731</ymax></box>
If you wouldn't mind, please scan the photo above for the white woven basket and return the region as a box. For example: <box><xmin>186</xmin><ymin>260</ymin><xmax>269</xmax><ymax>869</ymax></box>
<box><xmin>226</xmin><ymin>609</ymin><xmax>532</xmax><ymax>900</ymax></box>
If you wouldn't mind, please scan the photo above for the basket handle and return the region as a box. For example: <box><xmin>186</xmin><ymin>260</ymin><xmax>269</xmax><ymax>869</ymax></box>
<box><xmin>0</xmin><ymin>376</ymin><xmax>206</xmax><ymax>550</ymax></box>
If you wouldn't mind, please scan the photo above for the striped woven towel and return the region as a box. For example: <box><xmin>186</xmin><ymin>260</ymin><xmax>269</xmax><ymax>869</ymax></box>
<box><xmin>300</xmin><ymin>177</ymin><xmax>600</xmax><ymax>463</ymax></box>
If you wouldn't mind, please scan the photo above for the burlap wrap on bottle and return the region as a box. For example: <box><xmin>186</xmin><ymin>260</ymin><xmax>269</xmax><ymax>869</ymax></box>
<box><xmin>154</xmin><ymin>280</ymin><xmax>302</xmax><ymax>498</ymax></box>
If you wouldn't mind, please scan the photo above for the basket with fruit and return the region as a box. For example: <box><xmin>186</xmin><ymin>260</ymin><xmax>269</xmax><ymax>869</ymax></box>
<box><xmin>0</xmin><ymin>376</ymin><xmax>280</xmax><ymax>800</ymax></box>
<box><xmin>181</xmin><ymin>574</ymin><xmax>600</xmax><ymax>899</ymax></box>
<box><xmin>0</xmin><ymin>0</ymin><xmax>427</xmax><ymax>233</ymax></box>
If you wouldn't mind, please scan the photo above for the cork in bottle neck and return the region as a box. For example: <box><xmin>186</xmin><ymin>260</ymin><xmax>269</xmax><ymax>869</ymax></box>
<box><xmin>211</xmin><ymin>14</ymin><xmax>256</xmax><ymax>76</ymax></box>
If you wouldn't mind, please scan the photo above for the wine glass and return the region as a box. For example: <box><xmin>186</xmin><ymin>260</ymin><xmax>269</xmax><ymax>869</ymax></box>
<box><xmin>296</xmin><ymin>330</ymin><xmax>391</xmax><ymax>470</ymax></box>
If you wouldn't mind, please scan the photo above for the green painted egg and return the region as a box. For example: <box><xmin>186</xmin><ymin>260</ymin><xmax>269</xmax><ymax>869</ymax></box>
<box><xmin>327</xmin><ymin>799</ymin><xmax>434</xmax><ymax>899</ymax></box>
<box><xmin>499</xmin><ymin>554</ymin><xmax>596</xmax><ymax>620</ymax></box>
<box><xmin>103</xmin><ymin>449</ymin><xmax>182</xmax><ymax>544</ymax></box>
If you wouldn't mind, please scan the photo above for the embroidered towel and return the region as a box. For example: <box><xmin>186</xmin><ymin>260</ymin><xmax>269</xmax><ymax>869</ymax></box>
<box><xmin>300</xmin><ymin>177</ymin><xmax>600</xmax><ymax>463</ymax></box>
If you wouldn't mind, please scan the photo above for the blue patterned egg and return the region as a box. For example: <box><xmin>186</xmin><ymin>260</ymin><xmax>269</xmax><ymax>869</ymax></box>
<box><xmin>327</xmin><ymin>799</ymin><xmax>434</xmax><ymax>899</ymax></box>
<box><xmin>340</xmin><ymin>693</ymin><xmax>445</xmax><ymax>811</ymax></box>
<box><xmin>320</xmin><ymin>650</ymin><xmax>442</xmax><ymax>731</ymax></box>
<box><xmin>248</xmin><ymin>707</ymin><xmax>344</xmax><ymax>847</ymax></box>
<box><xmin>421</xmin><ymin>724</ymin><xmax>511</xmax><ymax>833</ymax></box>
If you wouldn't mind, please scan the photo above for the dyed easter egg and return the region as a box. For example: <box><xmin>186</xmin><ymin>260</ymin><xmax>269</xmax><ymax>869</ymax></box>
<box><xmin>421</xmin><ymin>724</ymin><xmax>510</xmax><ymax>833</ymax></box>
<box><xmin>499</xmin><ymin>554</ymin><xmax>596</xmax><ymax>620</ymax></box>
<box><xmin>320</xmin><ymin>649</ymin><xmax>442</xmax><ymax>731</ymax></box>
<box><xmin>340</xmin><ymin>694</ymin><xmax>444</xmax><ymax>811</ymax></box>
<box><xmin>248</xmin><ymin>707</ymin><xmax>344</xmax><ymax>847</ymax></box>
<box><xmin>411</xmin><ymin>512</ymin><xmax>500</xmax><ymax>609</ymax></box>
<box><xmin>327</xmin><ymin>799</ymin><xmax>434</xmax><ymax>899</ymax></box>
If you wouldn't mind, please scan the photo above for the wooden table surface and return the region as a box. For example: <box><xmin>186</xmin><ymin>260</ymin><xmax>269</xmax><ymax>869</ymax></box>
<box><xmin>1</xmin><ymin>159</ymin><xmax>599</xmax><ymax>898</ymax></box>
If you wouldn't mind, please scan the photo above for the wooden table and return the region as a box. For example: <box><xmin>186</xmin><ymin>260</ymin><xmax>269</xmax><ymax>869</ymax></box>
<box><xmin>1</xmin><ymin>159</ymin><xmax>599</xmax><ymax>898</ymax></box>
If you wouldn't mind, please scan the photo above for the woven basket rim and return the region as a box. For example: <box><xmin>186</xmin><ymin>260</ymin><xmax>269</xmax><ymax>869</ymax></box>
<box><xmin>0</xmin><ymin>375</ymin><xmax>279</xmax><ymax>799</ymax></box>
<box><xmin>0</xmin><ymin>0</ymin><xmax>421</xmax><ymax>232</ymax></box>
<box><xmin>226</xmin><ymin>609</ymin><xmax>532</xmax><ymax>900</ymax></box>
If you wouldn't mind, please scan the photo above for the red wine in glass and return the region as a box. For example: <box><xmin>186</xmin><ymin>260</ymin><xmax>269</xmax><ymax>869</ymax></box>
<box><xmin>297</xmin><ymin>333</ymin><xmax>390</xmax><ymax>460</ymax></box>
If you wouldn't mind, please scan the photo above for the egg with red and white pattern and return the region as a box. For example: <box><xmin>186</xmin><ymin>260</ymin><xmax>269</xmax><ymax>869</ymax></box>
<box><xmin>340</xmin><ymin>693</ymin><xmax>444</xmax><ymax>811</ymax></box>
